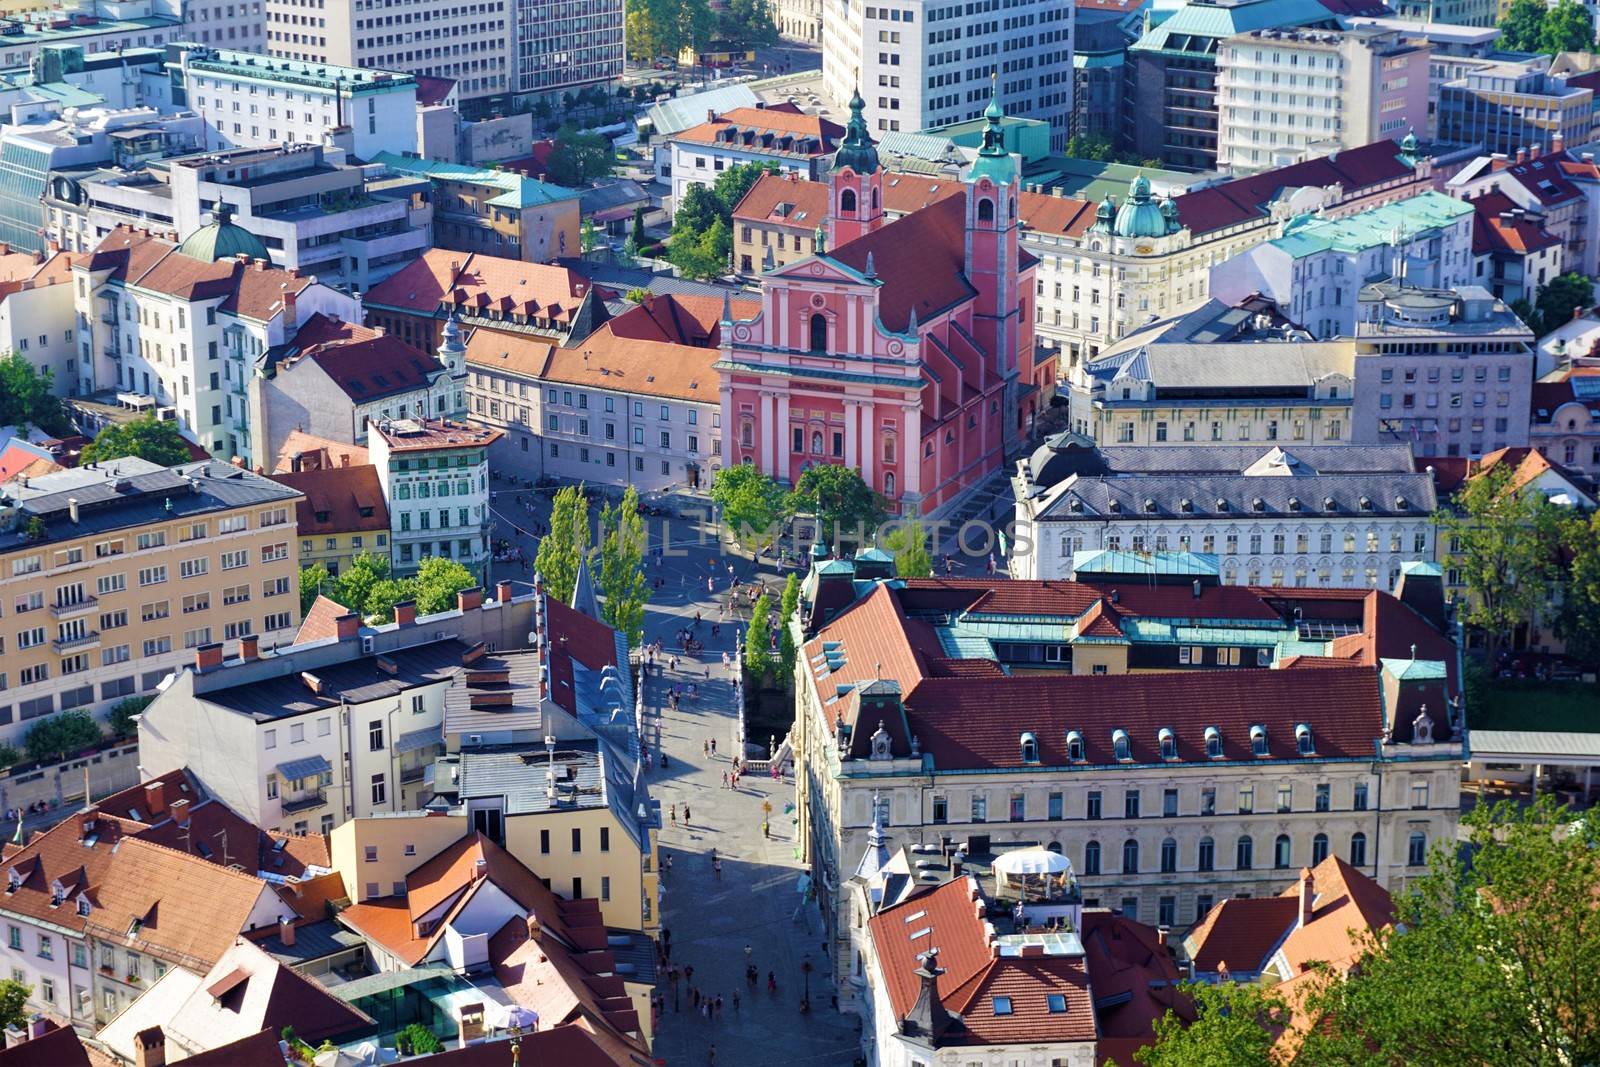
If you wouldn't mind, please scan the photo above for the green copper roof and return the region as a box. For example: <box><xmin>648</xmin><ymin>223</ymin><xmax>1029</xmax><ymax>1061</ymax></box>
<box><xmin>966</xmin><ymin>86</ymin><xmax>1017</xmax><ymax>187</ymax></box>
<box><xmin>371</xmin><ymin>152</ymin><xmax>580</xmax><ymax>210</ymax></box>
<box><xmin>832</xmin><ymin>88</ymin><xmax>881</xmax><ymax>175</ymax></box>
<box><xmin>1273</xmin><ymin>191</ymin><xmax>1472</xmax><ymax>259</ymax></box>
<box><xmin>1381</xmin><ymin>657</ymin><xmax>1450</xmax><ymax>681</ymax></box>
<box><xmin>1132</xmin><ymin>0</ymin><xmax>1334</xmax><ymax>52</ymax></box>
<box><xmin>1113</xmin><ymin>172</ymin><xmax>1175</xmax><ymax>238</ymax></box>
<box><xmin>176</xmin><ymin>205</ymin><xmax>269</xmax><ymax>263</ymax></box>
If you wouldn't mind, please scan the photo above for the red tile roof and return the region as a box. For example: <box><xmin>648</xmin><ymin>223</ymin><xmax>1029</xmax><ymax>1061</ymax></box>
<box><xmin>294</xmin><ymin>594</ymin><xmax>350</xmax><ymax>645</ymax></box>
<box><xmin>826</xmin><ymin>193</ymin><xmax>979</xmax><ymax>332</ymax></box>
<box><xmin>673</xmin><ymin>104</ymin><xmax>843</xmax><ymax>155</ymax></box>
<box><xmin>269</xmin><ymin>463</ymin><xmax>390</xmax><ymax>536</ymax></box>
<box><xmin>161</xmin><ymin>939</ymin><xmax>371</xmax><ymax>1051</ymax></box>
<box><xmin>1183</xmin><ymin>896</ymin><xmax>1299</xmax><ymax>973</ymax></box>
<box><xmin>1175</xmin><ymin>140</ymin><xmax>1417</xmax><ymax>237</ymax></box>
<box><xmin>87</xmin><ymin>227</ymin><xmax>314</xmax><ymax>321</ymax></box>
<box><xmin>1079</xmin><ymin>910</ymin><xmax>1190</xmax><ymax>1067</ymax></box>
<box><xmin>363</xmin><ymin>249</ymin><xmax>600</xmax><ymax>323</ymax></box>
<box><xmin>733</xmin><ymin>171</ymin><xmax>830</xmax><ymax>228</ymax></box>
<box><xmin>1018</xmin><ymin>190</ymin><xmax>1098</xmax><ymax>237</ymax></box>
<box><xmin>0</xmin><ymin>1022</ymin><xmax>95</xmax><ymax>1067</ymax></box>
<box><xmin>276</xmin><ymin>313</ymin><xmax>449</xmax><ymax>402</ymax></box>
<box><xmin>868</xmin><ymin>876</ymin><xmax>1097</xmax><ymax>1047</ymax></box>
<box><xmin>1499</xmin><ymin>153</ymin><xmax>1584</xmax><ymax>207</ymax></box>
<box><xmin>271</xmin><ymin>431</ymin><xmax>369</xmax><ymax>475</ymax></box>
<box><xmin>1471</xmin><ymin>191</ymin><xmax>1560</xmax><ymax>255</ymax></box>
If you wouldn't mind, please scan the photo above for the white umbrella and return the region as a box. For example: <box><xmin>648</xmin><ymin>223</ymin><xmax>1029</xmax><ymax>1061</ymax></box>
<box><xmin>992</xmin><ymin>848</ymin><xmax>1071</xmax><ymax>877</ymax></box>
<box><xmin>489</xmin><ymin>1002</ymin><xmax>540</xmax><ymax>1031</ymax></box>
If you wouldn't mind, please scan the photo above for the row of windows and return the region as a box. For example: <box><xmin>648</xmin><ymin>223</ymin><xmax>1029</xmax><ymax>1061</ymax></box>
<box><xmin>1076</xmin><ymin>828</ymin><xmax>1425</xmax><ymax>875</ymax></box>
<box><xmin>929</xmin><ymin>778</ymin><xmax>1436</xmax><ymax>822</ymax></box>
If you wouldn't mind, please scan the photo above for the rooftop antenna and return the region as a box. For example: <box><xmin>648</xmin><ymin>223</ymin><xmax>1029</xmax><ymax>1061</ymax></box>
<box><xmin>214</xmin><ymin>828</ymin><xmax>231</xmax><ymax>867</ymax></box>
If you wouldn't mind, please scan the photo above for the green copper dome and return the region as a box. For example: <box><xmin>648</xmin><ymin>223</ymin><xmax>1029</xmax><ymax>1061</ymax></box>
<box><xmin>832</xmin><ymin>89</ymin><xmax>880</xmax><ymax>175</ymax></box>
<box><xmin>1113</xmin><ymin>173</ymin><xmax>1168</xmax><ymax>239</ymax></box>
<box><xmin>178</xmin><ymin>204</ymin><xmax>269</xmax><ymax>263</ymax></box>
<box><xmin>966</xmin><ymin>83</ymin><xmax>1017</xmax><ymax>187</ymax></box>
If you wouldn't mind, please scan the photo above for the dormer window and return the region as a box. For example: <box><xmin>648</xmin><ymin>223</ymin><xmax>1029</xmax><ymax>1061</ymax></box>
<box><xmin>1359</xmin><ymin>496</ymin><xmax>1373</xmax><ymax>512</ymax></box>
<box><xmin>1020</xmin><ymin>731</ymin><xmax>1039</xmax><ymax>764</ymax></box>
<box><xmin>5</xmin><ymin>868</ymin><xmax>19</xmax><ymax>892</ymax></box>
<box><xmin>1216</xmin><ymin>498</ymin><xmax>1229</xmax><ymax>512</ymax></box>
<box><xmin>1112</xmin><ymin>729</ymin><xmax>1131</xmax><ymax>762</ymax></box>
<box><xmin>76</xmin><ymin>897</ymin><xmax>89</xmax><ymax>917</ymax></box>
<box><xmin>1295</xmin><ymin>723</ymin><xmax>1314</xmax><ymax>755</ymax></box>
<box><xmin>1205</xmin><ymin>726</ymin><xmax>1223</xmax><ymax>759</ymax></box>
<box><xmin>1158</xmin><ymin>728</ymin><xmax>1176</xmax><ymax>761</ymax></box>
<box><xmin>1144</xmin><ymin>498</ymin><xmax>1157</xmax><ymax>513</ymax></box>
<box><xmin>1324</xmin><ymin>496</ymin><xmax>1337</xmax><ymax>511</ymax></box>
<box><xmin>1251</xmin><ymin>497</ymin><xmax>1265</xmax><ymax>512</ymax></box>
<box><xmin>1066</xmin><ymin>730</ymin><xmax>1085</xmax><ymax>762</ymax></box>
<box><xmin>1395</xmin><ymin>495</ymin><xmax>1408</xmax><ymax>510</ymax></box>
<box><xmin>1250</xmin><ymin>725</ymin><xmax>1269</xmax><ymax>757</ymax></box>
<box><xmin>1288</xmin><ymin>497</ymin><xmax>1301</xmax><ymax>512</ymax></box>
<box><xmin>1179</xmin><ymin>498</ymin><xmax>1192</xmax><ymax>513</ymax></box>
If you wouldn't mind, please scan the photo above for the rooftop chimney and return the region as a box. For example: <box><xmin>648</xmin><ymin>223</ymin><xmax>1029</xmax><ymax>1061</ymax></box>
<box><xmin>78</xmin><ymin>807</ymin><xmax>99</xmax><ymax>842</ymax></box>
<box><xmin>194</xmin><ymin>642</ymin><xmax>224</xmax><ymax>673</ymax></box>
<box><xmin>239</xmin><ymin>633</ymin><xmax>259</xmax><ymax>662</ymax></box>
<box><xmin>457</xmin><ymin>587</ymin><xmax>483</xmax><ymax>613</ymax></box>
<box><xmin>1299</xmin><ymin>867</ymin><xmax>1316</xmax><ymax>928</ymax></box>
<box><xmin>278</xmin><ymin>915</ymin><xmax>295</xmax><ymax>947</ymax></box>
<box><xmin>170</xmin><ymin>798</ymin><xmax>189</xmax><ymax>827</ymax></box>
<box><xmin>134</xmin><ymin>1026</ymin><xmax>166</xmax><ymax>1067</ymax></box>
<box><xmin>495</xmin><ymin>580</ymin><xmax>514</xmax><ymax>604</ymax></box>
<box><xmin>394</xmin><ymin>600</ymin><xmax>417</xmax><ymax>626</ymax></box>
<box><xmin>67</xmin><ymin>497</ymin><xmax>79</xmax><ymax>523</ymax></box>
<box><xmin>334</xmin><ymin>612</ymin><xmax>360</xmax><ymax>639</ymax></box>
<box><xmin>340</xmin><ymin>453</ymin><xmax>350</xmax><ymax>467</ymax></box>
<box><xmin>143</xmin><ymin>780</ymin><xmax>167</xmax><ymax>817</ymax></box>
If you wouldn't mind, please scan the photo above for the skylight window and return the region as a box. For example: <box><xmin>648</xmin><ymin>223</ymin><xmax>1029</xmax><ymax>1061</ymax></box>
<box><xmin>992</xmin><ymin>996</ymin><xmax>1013</xmax><ymax>1015</ymax></box>
<box><xmin>1048</xmin><ymin>994</ymin><xmax>1068</xmax><ymax>1014</ymax></box>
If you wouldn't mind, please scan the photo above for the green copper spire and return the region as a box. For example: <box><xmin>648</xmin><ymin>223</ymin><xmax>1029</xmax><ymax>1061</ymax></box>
<box><xmin>832</xmin><ymin>87</ymin><xmax>880</xmax><ymax>175</ymax></box>
<box><xmin>967</xmin><ymin>76</ymin><xmax>1017</xmax><ymax>186</ymax></box>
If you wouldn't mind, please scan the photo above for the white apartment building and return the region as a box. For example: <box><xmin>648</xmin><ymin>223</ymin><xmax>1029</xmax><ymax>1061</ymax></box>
<box><xmin>137</xmin><ymin>582</ymin><xmax>539</xmax><ymax>832</ymax></box>
<box><xmin>663</xmin><ymin>104</ymin><xmax>843</xmax><ymax>214</ymax></box>
<box><xmin>369</xmin><ymin>416</ymin><xmax>499</xmax><ymax>579</ymax></box>
<box><xmin>73</xmin><ymin>225</ymin><xmax>362</xmax><ymax>468</ymax></box>
<box><xmin>1011</xmin><ymin>441</ymin><xmax>1438</xmax><ymax>590</ymax></box>
<box><xmin>0</xmin><ymin>250</ymin><xmax>78</xmax><ymax>394</ymax></box>
<box><xmin>1214</xmin><ymin>27</ymin><xmax>1430</xmax><ymax>175</ymax></box>
<box><xmin>169</xmin><ymin>44</ymin><xmax>420</xmax><ymax>160</ymax></box>
<box><xmin>0</xmin><ymin>2</ymin><xmax>181</xmax><ymax>73</ymax></box>
<box><xmin>1210</xmin><ymin>189</ymin><xmax>1475</xmax><ymax>339</ymax></box>
<box><xmin>265</xmin><ymin>0</ymin><xmax>510</xmax><ymax>105</ymax></box>
<box><xmin>184</xmin><ymin>0</ymin><xmax>267</xmax><ymax>51</ymax></box>
<box><xmin>464</xmin><ymin>292</ymin><xmax>737</xmax><ymax>493</ymax></box>
<box><xmin>66</xmin><ymin>143</ymin><xmax>432</xmax><ymax>289</ymax></box>
<box><xmin>821</xmin><ymin>0</ymin><xmax>1074</xmax><ymax>150</ymax></box>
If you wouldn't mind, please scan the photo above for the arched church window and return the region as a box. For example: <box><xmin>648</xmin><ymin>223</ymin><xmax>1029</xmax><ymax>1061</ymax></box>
<box><xmin>977</xmin><ymin>198</ymin><xmax>995</xmax><ymax>222</ymax></box>
<box><xmin>809</xmin><ymin>313</ymin><xmax>827</xmax><ymax>353</ymax></box>
<box><xmin>840</xmin><ymin>189</ymin><xmax>857</xmax><ymax>215</ymax></box>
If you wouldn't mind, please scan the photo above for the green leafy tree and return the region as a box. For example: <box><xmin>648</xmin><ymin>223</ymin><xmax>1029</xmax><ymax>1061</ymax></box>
<box><xmin>669</xmin><ymin>219</ymin><xmax>730</xmax><ymax>280</ymax></box>
<box><xmin>631</xmin><ymin>203</ymin><xmax>648</xmax><ymax>247</ymax></box>
<box><xmin>1540</xmin><ymin>0</ymin><xmax>1593</xmax><ymax>53</ymax></box>
<box><xmin>788</xmin><ymin>465</ymin><xmax>887</xmax><ymax>552</ymax></box>
<box><xmin>672</xmin><ymin>184</ymin><xmax>723</xmax><ymax>237</ymax></box>
<box><xmin>547</xmin><ymin>127</ymin><xmax>615</xmax><ymax>187</ymax></box>
<box><xmin>24</xmin><ymin>710</ymin><xmax>104</xmax><ymax>765</ymax></box>
<box><xmin>1510</xmin><ymin>296</ymin><xmax>1538</xmax><ymax>332</ymax></box>
<box><xmin>1439</xmin><ymin>464</ymin><xmax>1561</xmax><ymax>658</ymax></box>
<box><xmin>396</xmin><ymin>1024</ymin><xmax>442</xmax><ymax>1056</ymax></box>
<box><xmin>363</xmin><ymin>578</ymin><xmax>417</xmax><ymax>624</ymax></box>
<box><xmin>711</xmin><ymin>465</ymin><xmax>787</xmax><ymax>551</ymax></box>
<box><xmin>79</xmin><ymin>415</ymin><xmax>190</xmax><ymax>467</ymax></box>
<box><xmin>108</xmin><ymin>696</ymin><xmax>153</xmax><ymax>740</ymax></box>
<box><xmin>598</xmin><ymin>487</ymin><xmax>651</xmax><ymax>646</ymax></box>
<box><xmin>299</xmin><ymin>561</ymin><xmax>331</xmax><ymax>616</ymax></box>
<box><xmin>0</xmin><ymin>979</ymin><xmax>30</xmax><ymax>1032</ymax></box>
<box><xmin>777</xmin><ymin>573</ymin><xmax>801</xmax><ymax>679</ymax></box>
<box><xmin>413</xmin><ymin>557</ymin><xmax>478</xmax><ymax>615</ymax></box>
<box><xmin>330</xmin><ymin>552</ymin><xmax>392</xmax><ymax>618</ymax></box>
<box><xmin>881</xmin><ymin>520</ymin><xmax>933</xmax><ymax>578</ymax></box>
<box><xmin>1554</xmin><ymin>509</ymin><xmax>1600</xmax><ymax>665</ymax></box>
<box><xmin>580</xmin><ymin>217</ymin><xmax>599</xmax><ymax>254</ymax></box>
<box><xmin>535</xmin><ymin>484</ymin><xmax>592</xmax><ymax>603</ymax></box>
<box><xmin>717</xmin><ymin>0</ymin><xmax>778</xmax><ymax>47</ymax></box>
<box><xmin>0</xmin><ymin>745</ymin><xmax>18</xmax><ymax>771</ymax></box>
<box><xmin>1531</xmin><ymin>271</ymin><xmax>1592</xmax><ymax>335</ymax></box>
<box><xmin>712</xmin><ymin>161</ymin><xmax>779</xmax><ymax>216</ymax></box>
<box><xmin>0</xmin><ymin>354</ymin><xmax>69</xmax><ymax>436</ymax></box>
<box><xmin>1136</xmin><ymin>981</ymin><xmax>1278</xmax><ymax>1067</ymax></box>
<box><xmin>1499</xmin><ymin>0</ymin><xmax>1548</xmax><ymax>50</ymax></box>
<box><xmin>624</xmin><ymin>287</ymin><xmax>652</xmax><ymax>303</ymax></box>
<box><xmin>744</xmin><ymin>592</ymin><xmax>775</xmax><ymax>680</ymax></box>
<box><xmin>1296</xmin><ymin>798</ymin><xmax>1600</xmax><ymax>1067</ymax></box>
<box><xmin>1064</xmin><ymin>135</ymin><xmax>1117</xmax><ymax>161</ymax></box>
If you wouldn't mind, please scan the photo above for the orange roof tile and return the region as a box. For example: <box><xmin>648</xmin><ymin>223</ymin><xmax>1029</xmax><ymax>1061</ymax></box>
<box><xmin>87</xmin><ymin>227</ymin><xmax>313</xmax><ymax>321</ymax></box>
<box><xmin>732</xmin><ymin>171</ymin><xmax>830</xmax><ymax>228</ymax></box>
<box><xmin>673</xmin><ymin>104</ymin><xmax>843</xmax><ymax>155</ymax></box>
<box><xmin>272</xmin><ymin>431</ymin><xmax>369</xmax><ymax>475</ymax></box>
<box><xmin>269</xmin><ymin>464</ymin><xmax>390</xmax><ymax>536</ymax></box>
<box><xmin>294</xmin><ymin>594</ymin><xmax>350</xmax><ymax>645</ymax></box>
<box><xmin>1018</xmin><ymin>190</ymin><xmax>1098</xmax><ymax>237</ymax></box>
<box><xmin>363</xmin><ymin>249</ymin><xmax>599</xmax><ymax>321</ymax></box>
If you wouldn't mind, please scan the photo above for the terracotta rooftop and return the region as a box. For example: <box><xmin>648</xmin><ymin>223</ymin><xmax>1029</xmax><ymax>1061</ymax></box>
<box><xmin>826</xmin><ymin>192</ymin><xmax>980</xmax><ymax>332</ymax></box>
<box><xmin>1470</xmin><ymin>191</ymin><xmax>1560</xmax><ymax>255</ymax></box>
<box><xmin>0</xmin><ymin>248</ymin><xmax>79</xmax><ymax>303</ymax></box>
<box><xmin>271</xmin><ymin>430</ymin><xmax>369</xmax><ymax>474</ymax></box>
<box><xmin>1018</xmin><ymin>190</ymin><xmax>1098</xmax><ymax>237</ymax></box>
<box><xmin>272</xmin><ymin>312</ymin><xmax>449</xmax><ymax>402</ymax></box>
<box><xmin>370</xmin><ymin>416</ymin><xmax>502</xmax><ymax>452</ymax></box>
<box><xmin>269</xmin><ymin>463</ymin><xmax>390</xmax><ymax>536</ymax></box>
<box><xmin>673</xmin><ymin>103</ymin><xmax>843</xmax><ymax>156</ymax></box>
<box><xmin>1079</xmin><ymin>909</ymin><xmax>1190</xmax><ymax>1067</ymax></box>
<box><xmin>732</xmin><ymin>171</ymin><xmax>830</xmax><ymax>228</ymax></box>
<box><xmin>85</xmin><ymin>226</ymin><xmax>315</xmax><ymax>321</ymax></box>
<box><xmin>466</xmin><ymin>292</ymin><xmax>759</xmax><ymax>403</ymax></box>
<box><xmin>362</xmin><ymin>248</ymin><xmax>601</xmax><ymax>323</ymax></box>
<box><xmin>1497</xmin><ymin>151</ymin><xmax>1584</xmax><ymax>207</ymax></box>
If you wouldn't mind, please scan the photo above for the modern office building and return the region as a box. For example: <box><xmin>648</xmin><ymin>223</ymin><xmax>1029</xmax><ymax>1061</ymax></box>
<box><xmin>1127</xmin><ymin>0</ymin><xmax>1340</xmax><ymax>171</ymax></box>
<box><xmin>1387</xmin><ymin>0</ymin><xmax>1496</xmax><ymax>27</ymax></box>
<box><xmin>0</xmin><ymin>458</ymin><xmax>304</xmax><ymax>742</ymax></box>
<box><xmin>1351</xmin><ymin>282</ymin><xmax>1536</xmax><ymax>457</ymax></box>
<box><xmin>1436</xmin><ymin>60</ymin><xmax>1595</xmax><ymax>159</ymax></box>
<box><xmin>1214</xmin><ymin>27</ymin><xmax>1430</xmax><ymax>175</ymax></box>
<box><xmin>57</xmin><ymin>144</ymin><xmax>431</xmax><ymax>288</ymax></box>
<box><xmin>368</xmin><ymin>416</ymin><xmax>499</xmax><ymax>579</ymax></box>
<box><xmin>166</xmin><ymin>44</ymin><xmax>420</xmax><ymax>160</ymax></box>
<box><xmin>1073</xmin><ymin>0</ymin><xmax>1145</xmax><ymax>144</ymax></box>
<box><xmin>511</xmin><ymin>0</ymin><xmax>625</xmax><ymax>103</ymax></box>
<box><xmin>821</xmin><ymin>0</ymin><xmax>1075</xmax><ymax>150</ymax></box>
<box><xmin>1210</xmin><ymin>189</ymin><xmax>1476</xmax><ymax>338</ymax></box>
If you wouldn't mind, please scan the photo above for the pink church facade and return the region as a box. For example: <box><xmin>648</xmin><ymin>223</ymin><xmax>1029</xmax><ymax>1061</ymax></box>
<box><xmin>715</xmin><ymin>92</ymin><xmax>1054</xmax><ymax>517</ymax></box>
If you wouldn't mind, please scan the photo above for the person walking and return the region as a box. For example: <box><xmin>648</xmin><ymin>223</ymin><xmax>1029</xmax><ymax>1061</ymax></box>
<box><xmin>713</xmin><ymin>857</ymin><xmax>722</xmax><ymax>879</ymax></box>
<box><xmin>683</xmin><ymin>804</ymin><xmax>692</xmax><ymax>823</ymax></box>
<box><xmin>669</xmin><ymin>804</ymin><xmax>677</xmax><ymax>827</ymax></box>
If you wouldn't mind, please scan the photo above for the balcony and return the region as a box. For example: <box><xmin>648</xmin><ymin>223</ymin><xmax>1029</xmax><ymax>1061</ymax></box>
<box><xmin>50</xmin><ymin>596</ymin><xmax>98</xmax><ymax>620</ymax></box>
<box><xmin>100</xmin><ymin>312</ymin><xmax>118</xmax><ymax>325</ymax></box>
<box><xmin>400</xmin><ymin>764</ymin><xmax>427</xmax><ymax>784</ymax></box>
<box><xmin>52</xmin><ymin>631</ymin><xmax>100</xmax><ymax>653</ymax></box>
<box><xmin>280</xmin><ymin>790</ymin><xmax>327</xmax><ymax>814</ymax></box>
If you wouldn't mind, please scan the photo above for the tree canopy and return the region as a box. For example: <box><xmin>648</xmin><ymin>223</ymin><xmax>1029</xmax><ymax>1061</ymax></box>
<box><xmin>788</xmin><ymin>464</ymin><xmax>887</xmax><ymax>551</ymax></box>
<box><xmin>711</xmin><ymin>465</ymin><xmax>788</xmax><ymax>551</ymax></box>
<box><xmin>598</xmin><ymin>487</ymin><xmax>651</xmax><ymax>646</ymax></box>
<box><xmin>744</xmin><ymin>591</ymin><xmax>775</xmax><ymax>680</ymax></box>
<box><xmin>546</xmin><ymin>126</ymin><xmax>614</xmax><ymax>187</ymax></box>
<box><xmin>0</xmin><ymin>980</ymin><xmax>28</xmax><ymax>1032</ymax></box>
<box><xmin>0</xmin><ymin>355</ymin><xmax>70</xmax><ymax>436</ymax></box>
<box><xmin>299</xmin><ymin>561</ymin><xmax>331</xmax><ymax>616</ymax></box>
<box><xmin>535</xmin><ymin>484</ymin><xmax>592</xmax><ymax>604</ymax></box>
<box><xmin>1530</xmin><ymin>272</ymin><xmax>1593</xmax><ymax>335</ymax></box>
<box><xmin>668</xmin><ymin>163</ymin><xmax>777</xmax><ymax>279</ymax></box>
<box><xmin>1499</xmin><ymin>0</ymin><xmax>1594</xmax><ymax>53</ymax></box>
<box><xmin>79</xmin><ymin>415</ymin><xmax>191</xmax><ymax>467</ymax></box>
<box><xmin>411</xmin><ymin>557</ymin><xmax>478</xmax><ymax>615</ymax></box>
<box><xmin>624</xmin><ymin>0</ymin><xmax>714</xmax><ymax>61</ymax></box>
<box><xmin>881</xmin><ymin>521</ymin><xmax>933</xmax><ymax>578</ymax></box>
<box><xmin>24</xmin><ymin>710</ymin><xmax>103</xmax><ymax>765</ymax></box>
